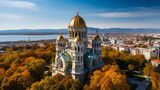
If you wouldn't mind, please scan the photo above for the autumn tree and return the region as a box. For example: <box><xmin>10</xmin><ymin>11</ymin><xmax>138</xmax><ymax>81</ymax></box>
<box><xmin>1</xmin><ymin>70</ymin><xmax>33</xmax><ymax>90</ymax></box>
<box><xmin>143</xmin><ymin>63</ymin><xmax>156</xmax><ymax>77</ymax></box>
<box><xmin>30</xmin><ymin>74</ymin><xmax>83</xmax><ymax>90</ymax></box>
<box><xmin>140</xmin><ymin>45</ymin><xmax>148</xmax><ymax>48</ymax></box>
<box><xmin>88</xmin><ymin>65</ymin><xmax>130</xmax><ymax>90</ymax></box>
<box><xmin>150</xmin><ymin>56</ymin><xmax>157</xmax><ymax>61</ymax></box>
<box><xmin>128</xmin><ymin>64</ymin><xmax>134</xmax><ymax>71</ymax></box>
<box><xmin>24</xmin><ymin>59</ymin><xmax>46</xmax><ymax>81</ymax></box>
<box><xmin>0</xmin><ymin>68</ymin><xmax>5</xmax><ymax>85</ymax></box>
<box><xmin>0</xmin><ymin>62</ymin><xmax>10</xmax><ymax>70</ymax></box>
<box><xmin>6</xmin><ymin>48</ymin><xmax>13</xmax><ymax>54</ymax></box>
<box><xmin>151</xmin><ymin>71</ymin><xmax>160</xmax><ymax>89</ymax></box>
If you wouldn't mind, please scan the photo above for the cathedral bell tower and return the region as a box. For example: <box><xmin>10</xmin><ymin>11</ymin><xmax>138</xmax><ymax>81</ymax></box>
<box><xmin>92</xmin><ymin>30</ymin><xmax>102</xmax><ymax>63</ymax></box>
<box><xmin>71</xmin><ymin>30</ymin><xmax>84</xmax><ymax>80</ymax></box>
<box><xmin>55</xmin><ymin>30</ymin><xmax>66</xmax><ymax>58</ymax></box>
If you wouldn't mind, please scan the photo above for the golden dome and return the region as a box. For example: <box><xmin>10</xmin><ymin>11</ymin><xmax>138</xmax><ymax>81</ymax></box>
<box><xmin>69</xmin><ymin>15</ymin><xmax>86</xmax><ymax>28</ymax></box>
<box><xmin>74</xmin><ymin>36</ymin><xmax>83</xmax><ymax>44</ymax></box>
<box><xmin>57</xmin><ymin>35</ymin><xmax>65</xmax><ymax>41</ymax></box>
<box><xmin>74</xmin><ymin>29</ymin><xmax>83</xmax><ymax>44</ymax></box>
<box><xmin>93</xmin><ymin>34</ymin><xmax>101</xmax><ymax>41</ymax></box>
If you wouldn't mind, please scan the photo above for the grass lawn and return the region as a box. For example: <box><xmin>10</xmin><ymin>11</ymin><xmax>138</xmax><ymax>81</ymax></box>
<box><xmin>130</xmin><ymin>83</ymin><xmax>138</xmax><ymax>90</ymax></box>
<box><xmin>126</xmin><ymin>71</ymin><xmax>145</xmax><ymax>81</ymax></box>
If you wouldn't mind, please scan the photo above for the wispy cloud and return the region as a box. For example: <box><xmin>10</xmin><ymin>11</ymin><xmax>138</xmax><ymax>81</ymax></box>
<box><xmin>0</xmin><ymin>0</ymin><xmax>37</xmax><ymax>10</ymax></box>
<box><xmin>89</xmin><ymin>7</ymin><xmax>160</xmax><ymax>18</ymax></box>
<box><xmin>0</xmin><ymin>13</ymin><xmax>22</xmax><ymax>19</ymax></box>
<box><xmin>90</xmin><ymin>11</ymin><xmax>160</xmax><ymax>18</ymax></box>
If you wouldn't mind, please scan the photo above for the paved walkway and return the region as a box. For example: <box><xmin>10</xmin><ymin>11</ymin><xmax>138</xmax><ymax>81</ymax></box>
<box><xmin>128</xmin><ymin>77</ymin><xmax>150</xmax><ymax>90</ymax></box>
<box><xmin>128</xmin><ymin>71</ymin><xmax>151</xmax><ymax>90</ymax></box>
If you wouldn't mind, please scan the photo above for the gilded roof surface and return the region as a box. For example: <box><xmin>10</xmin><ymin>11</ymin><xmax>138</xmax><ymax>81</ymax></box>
<box><xmin>69</xmin><ymin>15</ymin><xmax>86</xmax><ymax>28</ymax></box>
<box><xmin>57</xmin><ymin>35</ymin><xmax>65</xmax><ymax>41</ymax></box>
<box><xmin>93</xmin><ymin>34</ymin><xmax>101</xmax><ymax>41</ymax></box>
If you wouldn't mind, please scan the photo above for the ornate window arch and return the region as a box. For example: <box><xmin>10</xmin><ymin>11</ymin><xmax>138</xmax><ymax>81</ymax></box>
<box><xmin>75</xmin><ymin>46</ymin><xmax>77</xmax><ymax>51</ymax></box>
<box><xmin>58</xmin><ymin>59</ymin><xmax>63</xmax><ymax>69</ymax></box>
<box><xmin>60</xmin><ymin>61</ymin><xmax>63</xmax><ymax>68</ymax></box>
<box><xmin>92</xmin><ymin>59</ymin><xmax>95</xmax><ymax>67</ymax></box>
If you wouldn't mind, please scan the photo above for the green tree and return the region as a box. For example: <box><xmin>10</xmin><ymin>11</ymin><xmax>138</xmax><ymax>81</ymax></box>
<box><xmin>24</xmin><ymin>59</ymin><xmax>46</xmax><ymax>81</ymax></box>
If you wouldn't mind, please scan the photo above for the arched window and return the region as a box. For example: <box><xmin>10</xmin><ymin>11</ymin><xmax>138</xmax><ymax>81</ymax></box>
<box><xmin>60</xmin><ymin>61</ymin><xmax>63</xmax><ymax>68</ymax></box>
<box><xmin>81</xmin><ymin>47</ymin><xmax>83</xmax><ymax>51</ymax></box>
<box><xmin>70</xmin><ymin>31</ymin><xmax>71</xmax><ymax>37</ymax></box>
<box><xmin>92</xmin><ymin>59</ymin><xmax>95</xmax><ymax>67</ymax></box>
<box><xmin>75</xmin><ymin>47</ymin><xmax>76</xmax><ymax>51</ymax></box>
<box><xmin>75</xmin><ymin>31</ymin><xmax>77</xmax><ymax>37</ymax></box>
<box><xmin>78</xmin><ymin>47</ymin><xmax>80</xmax><ymax>51</ymax></box>
<box><xmin>97</xmin><ymin>43</ymin><xmax>98</xmax><ymax>47</ymax></box>
<box><xmin>78</xmin><ymin>56</ymin><xmax>80</xmax><ymax>62</ymax></box>
<box><xmin>58</xmin><ymin>59</ymin><xmax>63</xmax><ymax>69</ymax></box>
<box><xmin>81</xmin><ymin>56</ymin><xmax>83</xmax><ymax>62</ymax></box>
<box><xmin>79</xmin><ymin>31</ymin><xmax>81</xmax><ymax>36</ymax></box>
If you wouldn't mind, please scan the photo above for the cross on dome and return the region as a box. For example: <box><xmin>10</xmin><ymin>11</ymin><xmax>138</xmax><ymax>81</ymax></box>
<box><xmin>77</xmin><ymin>8</ymin><xmax>79</xmax><ymax>15</ymax></box>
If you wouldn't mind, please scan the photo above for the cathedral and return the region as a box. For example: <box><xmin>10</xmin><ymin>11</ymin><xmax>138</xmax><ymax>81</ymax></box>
<box><xmin>52</xmin><ymin>9</ymin><xmax>104</xmax><ymax>82</ymax></box>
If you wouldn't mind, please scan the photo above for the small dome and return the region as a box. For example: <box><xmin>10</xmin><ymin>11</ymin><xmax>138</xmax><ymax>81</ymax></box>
<box><xmin>57</xmin><ymin>35</ymin><xmax>65</xmax><ymax>41</ymax></box>
<box><xmin>74</xmin><ymin>35</ymin><xmax>83</xmax><ymax>44</ymax></box>
<box><xmin>69</xmin><ymin>15</ymin><xmax>86</xmax><ymax>28</ymax></box>
<box><xmin>93</xmin><ymin>35</ymin><xmax>101</xmax><ymax>41</ymax></box>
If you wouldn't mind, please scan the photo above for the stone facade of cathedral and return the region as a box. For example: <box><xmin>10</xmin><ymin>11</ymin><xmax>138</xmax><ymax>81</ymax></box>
<box><xmin>52</xmin><ymin>10</ymin><xmax>104</xmax><ymax>82</ymax></box>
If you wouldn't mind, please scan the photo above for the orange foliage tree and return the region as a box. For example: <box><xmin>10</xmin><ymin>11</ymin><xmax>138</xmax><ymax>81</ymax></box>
<box><xmin>85</xmin><ymin>65</ymin><xmax>130</xmax><ymax>90</ymax></box>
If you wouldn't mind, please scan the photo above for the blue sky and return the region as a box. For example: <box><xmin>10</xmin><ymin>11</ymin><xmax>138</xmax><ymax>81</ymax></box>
<box><xmin>0</xmin><ymin>0</ymin><xmax>160</xmax><ymax>30</ymax></box>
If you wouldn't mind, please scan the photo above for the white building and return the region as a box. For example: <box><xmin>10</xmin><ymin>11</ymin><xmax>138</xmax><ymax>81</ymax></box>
<box><xmin>131</xmin><ymin>47</ymin><xmax>159</xmax><ymax>60</ymax></box>
<box><xmin>119</xmin><ymin>46</ymin><xmax>130</xmax><ymax>53</ymax></box>
<box><xmin>111</xmin><ymin>39</ymin><xmax>117</xmax><ymax>44</ymax></box>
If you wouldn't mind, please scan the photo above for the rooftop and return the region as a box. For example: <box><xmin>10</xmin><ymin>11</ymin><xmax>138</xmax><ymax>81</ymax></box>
<box><xmin>152</xmin><ymin>60</ymin><xmax>160</xmax><ymax>64</ymax></box>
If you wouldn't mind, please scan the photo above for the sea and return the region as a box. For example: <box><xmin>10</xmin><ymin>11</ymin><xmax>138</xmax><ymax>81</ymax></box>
<box><xmin>0</xmin><ymin>35</ymin><xmax>68</xmax><ymax>42</ymax></box>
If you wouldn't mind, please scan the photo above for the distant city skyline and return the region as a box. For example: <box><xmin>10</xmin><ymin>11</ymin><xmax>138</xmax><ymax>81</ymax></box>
<box><xmin>0</xmin><ymin>0</ymin><xmax>160</xmax><ymax>30</ymax></box>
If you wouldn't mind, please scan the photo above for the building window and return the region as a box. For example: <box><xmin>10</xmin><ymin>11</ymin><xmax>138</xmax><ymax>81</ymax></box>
<box><xmin>81</xmin><ymin>56</ymin><xmax>83</xmax><ymax>62</ymax></box>
<box><xmin>78</xmin><ymin>56</ymin><xmax>80</xmax><ymax>62</ymax></box>
<box><xmin>75</xmin><ymin>47</ymin><xmax>76</xmax><ymax>51</ymax></box>
<box><xmin>92</xmin><ymin>59</ymin><xmax>95</xmax><ymax>67</ymax></box>
<box><xmin>60</xmin><ymin>61</ymin><xmax>63</xmax><ymax>68</ymax></box>
<box><xmin>78</xmin><ymin>47</ymin><xmax>80</xmax><ymax>52</ymax></box>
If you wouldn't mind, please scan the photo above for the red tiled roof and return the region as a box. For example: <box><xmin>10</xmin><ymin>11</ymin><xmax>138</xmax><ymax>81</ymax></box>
<box><xmin>120</xmin><ymin>46</ymin><xmax>128</xmax><ymax>48</ymax></box>
<box><xmin>152</xmin><ymin>60</ymin><xmax>160</xmax><ymax>64</ymax></box>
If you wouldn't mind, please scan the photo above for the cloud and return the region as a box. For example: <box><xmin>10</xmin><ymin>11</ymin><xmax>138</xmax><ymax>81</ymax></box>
<box><xmin>90</xmin><ymin>11</ymin><xmax>160</xmax><ymax>18</ymax></box>
<box><xmin>0</xmin><ymin>13</ymin><xmax>22</xmax><ymax>19</ymax></box>
<box><xmin>88</xmin><ymin>7</ymin><xmax>160</xmax><ymax>18</ymax></box>
<box><xmin>0</xmin><ymin>0</ymin><xmax>37</xmax><ymax>10</ymax></box>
